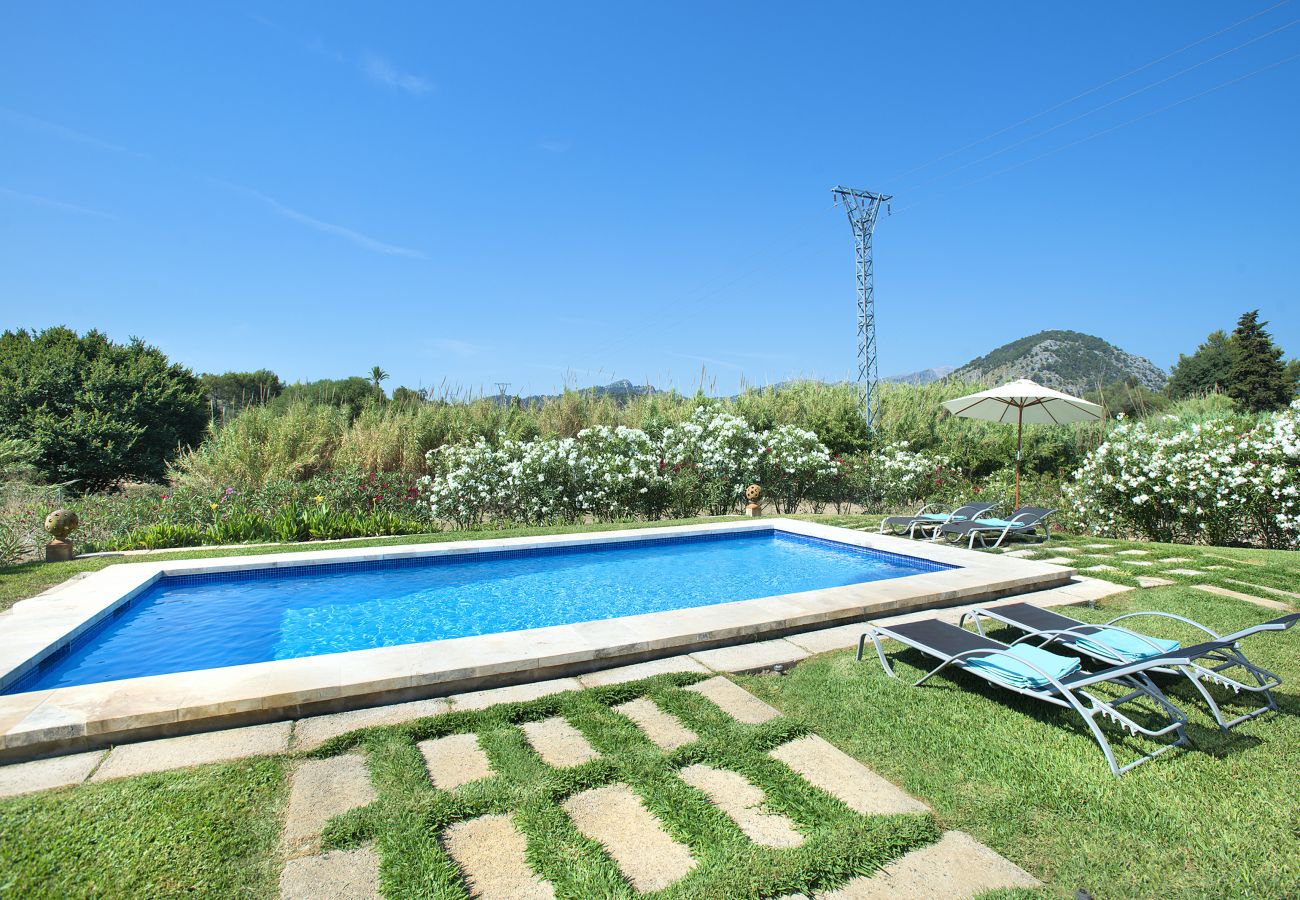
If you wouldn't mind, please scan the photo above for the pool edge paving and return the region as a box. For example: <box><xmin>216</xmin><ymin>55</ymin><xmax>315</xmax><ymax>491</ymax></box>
<box><xmin>0</xmin><ymin>519</ymin><xmax>1074</xmax><ymax>762</ymax></box>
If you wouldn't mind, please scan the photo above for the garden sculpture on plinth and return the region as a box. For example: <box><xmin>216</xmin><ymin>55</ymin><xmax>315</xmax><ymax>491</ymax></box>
<box><xmin>44</xmin><ymin>509</ymin><xmax>79</xmax><ymax>563</ymax></box>
<box><xmin>744</xmin><ymin>483</ymin><xmax>763</xmax><ymax>517</ymax></box>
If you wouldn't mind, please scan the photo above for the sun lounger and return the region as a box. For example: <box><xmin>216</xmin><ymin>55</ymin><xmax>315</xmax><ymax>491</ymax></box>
<box><xmin>878</xmin><ymin>502</ymin><xmax>996</xmax><ymax>539</ymax></box>
<box><xmin>936</xmin><ymin>506</ymin><xmax>1055</xmax><ymax>549</ymax></box>
<box><xmin>855</xmin><ymin>617</ymin><xmax>1238</xmax><ymax>776</ymax></box>
<box><xmin>961</xmin><ymin>603</ymin><xmax>1299</xmax><ymax>730</ymax></box>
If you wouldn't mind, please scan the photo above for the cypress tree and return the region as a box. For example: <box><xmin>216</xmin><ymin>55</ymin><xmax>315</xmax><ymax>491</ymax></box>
<box><xmin>1228</xmin><ymin>310</ymin><xmax>1294</xmax><ymax>412</ymax></box>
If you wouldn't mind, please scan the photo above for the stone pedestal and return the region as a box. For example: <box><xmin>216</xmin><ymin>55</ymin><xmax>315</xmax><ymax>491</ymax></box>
<box><xmin>45</xmin><ymin>539</ymin><xmax>75</xmax><ymax>563</ymax></box>
<box><xmin>744</xmin><ymin>503</ymin><xmax>761</xmax><ymax>518</ymax></box>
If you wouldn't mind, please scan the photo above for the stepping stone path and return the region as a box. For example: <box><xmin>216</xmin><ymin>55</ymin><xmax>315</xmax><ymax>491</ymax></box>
<box><xmin>1117</xmin><ymin>549</ymin><xmax>1150</xmax><ymax>556</ymax></box>
<box><xmin>1162</xmin><ymin>557</ymin><xmax>1193</xmax><ymax>564</ymax></box>
<box><xmin>1165</xmin><ymin>568</ymin><xmax>1207</xmax><ymax>576</ymax></box>
<box><xmin>562</xmin><ymin>783</ymin><xmax>697</xmax><ymax>891</ymax></box>
<box><xmin>1120</xmin><ymin>560</ymin><xmax>1154</xmax><ymax>566</ymax></box>
<box><xmin>815</xmin><ymin>831</ymin><xmax>1038</xmax><ymax>899</ymax></box>
<box><xmin>1039</xmin><ymin>556</ymin><xmax>1075</xmax><ymax>565</ymax></box>
<box><xmin>1193</xmin><ymin>584</ymin><xmax>1294</xmax><ymax>611</ymax></box>
<box><xmin>1000</xmin><ymin>549</ymin><xmax>1036</xmax><ymax>558</ymax></box>
<box><xmin>686</xmin><ymin>675</ymin><xmax>781</xmax><ymax>723</ymax></box>
<box><xmin>420</xmin><ymin>732</ymin><xmax>493</xmax><ymax>790</ymax></box>
<box><xmin>679</xmin><ymin>763</ymin><xmax>804</xmax><ymax>847</ymax></box>
<box><xmin>282</xmin><ymin>754</ymin><xmax>377</xmax><ymax>858</ymax></box>
<box><xmin>770</xmin><ymin>735</ymin><xmax>927</xmax><ymax>816</ymax></box>
<box><xmin>1083</xmin><ymin>543</ymin><xmax>1112</xmax><ymax>549</ymax></box>
<box><xmin>1228</xmin><ymin>580</ymin><xmax>1300</xmax><ymax>601</ymax></box>
<box><xmin>521</xmin><ymin>717</ymin><xmax>600</xmax><ymax>767</ymax></box>
<box><xmin>613</xmin><ymin>697</ymin><xmax>697</xmax><ymax>750</ymax></box>
<box><xmin>281</xmin><ymin>848</ymin><xmax>380</xmax><ymax>900</ymax></box>
<box><xmin>442</xmin><ymin>814</ymin><xmax>555</xmax><ymax>900</ymax></box>
<box><xmin>1084</xmin><ymin>565</ymin><xmax>1118</xmax><ymax>572</ymax></box>
<box><xmin>1137</xmin><ymin>576</ymin><xmax>1176</xmax><ymax>588</ymax></box>
<box><xmin>279</xmin><ymin>753</ymin><xmax>379</xmax><ymax>899</ymax></box>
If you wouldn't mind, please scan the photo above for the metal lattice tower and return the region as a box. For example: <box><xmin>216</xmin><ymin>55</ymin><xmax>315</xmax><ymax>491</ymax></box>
<box><xmin>831</xmin><ymin>185</ymin><xmax>892</xmax><ymax>428</ymax></box>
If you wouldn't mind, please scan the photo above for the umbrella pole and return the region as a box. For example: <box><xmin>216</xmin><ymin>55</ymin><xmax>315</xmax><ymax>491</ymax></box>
<box><xmin>1015</xmin><ymin>413</ymin><xmax>1022</xmax><ymax>509</ymax></box>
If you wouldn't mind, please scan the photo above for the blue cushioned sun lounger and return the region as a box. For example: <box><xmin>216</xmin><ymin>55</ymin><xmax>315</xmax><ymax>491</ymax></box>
<box><xmin>879</xmin><ymin>502</ymin><xmax>996</xmax><ymax>539</ymax></box>
<box><xmin>936</xmin><ymin>507</ymin><xmax>1056</xmax><ymax>549</ymax></box>
<box><xmin>855</xmin><ymin>617</ymin><xmax>1242</xmax><ymax>776</ymax></box>
<box><xmin>961</xmin><ymin>604</ymin><xmax>1299</xmax><ymax>730</ymax></box>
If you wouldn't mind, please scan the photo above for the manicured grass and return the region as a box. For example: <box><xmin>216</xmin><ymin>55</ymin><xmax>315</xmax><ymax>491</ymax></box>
<box><xmin>317</xmin><ymin>673</ymin><xmax>937</xmax><ymax>899</ymax></box>
<box><xmin>0</xmin><ymin>758</ymin><xmax>287</xmax><ymax>898</ymax></box>
<box><xmin>0</xmin><ymin>516</ymin><xmax>740</xmax><ymax>614</ymax></box>
<box><xmin>739</xmin><ymin>586</ymin><xmax>1300</xmax><ymax>898</ymax></box>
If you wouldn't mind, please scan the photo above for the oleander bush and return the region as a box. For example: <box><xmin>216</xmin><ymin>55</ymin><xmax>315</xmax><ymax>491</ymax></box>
<box><xmin>1067</xmin><ymin>402</ymin><xmax>1300</xmax><ymax>548</ymax></box>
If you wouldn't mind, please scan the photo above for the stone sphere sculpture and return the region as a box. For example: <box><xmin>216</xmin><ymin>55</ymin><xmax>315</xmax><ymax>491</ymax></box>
<box><xmin>744</xmin><ymin>483</ymin><xmax>763</xmax><ymax>517</ymax></box>
<box><xmin>44</xmin><ymin>509</ymin><xmax>79</xmax><ymax>541</ymax></box>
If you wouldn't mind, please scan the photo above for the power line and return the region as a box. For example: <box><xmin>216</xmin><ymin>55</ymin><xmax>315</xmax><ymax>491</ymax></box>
<box><xmin>886</xmin><ymin>0</ymin><xmax>1294</xmax><ymax>186</ymax></box>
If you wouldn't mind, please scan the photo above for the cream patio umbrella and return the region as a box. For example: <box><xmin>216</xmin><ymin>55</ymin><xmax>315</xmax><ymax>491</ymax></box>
<box><xmin>941</xmin><ymin>379</ymin><xmax>1103</xmax><ymax>508</ymax></box>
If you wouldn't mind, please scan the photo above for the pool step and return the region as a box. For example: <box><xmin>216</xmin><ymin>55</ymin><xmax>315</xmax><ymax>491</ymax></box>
<box><xmin>613</xmin><ymin>697</ymin><xmax>697</xmax><ymax>750</ymax></box>
<box><xmin>442</xmin><ymin>813</ymin><xmax>556</xmax><ymax>900</ymax></box>
<box><xmin>419</xmin><ymin>732</ymin><xmax>493</xmax><ymax>790</ymax></box>
<box><xmin>562</xmin><ymin>783</ymin><xmax>697</xmax><ymax>891</ymax></box>
<box><xmin>521</xmin><ymin>717</ymin><xmax>600</xmax><ymax>768</ymax></box>
<box><xmin>679</xmin><ymin>763</ymin><xmax>804</xmax><ymax>847</ymax></box>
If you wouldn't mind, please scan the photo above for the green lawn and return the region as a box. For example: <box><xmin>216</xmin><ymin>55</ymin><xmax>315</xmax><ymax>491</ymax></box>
<box><xmin>0</xmin><ymin>758</ymin><xmax>287</xmax><ymax>898</ymax></box>
<box><xmin>739</xmin><ymin>586</ymin><xmax>1300</xmax><ymax>898</ymax></box>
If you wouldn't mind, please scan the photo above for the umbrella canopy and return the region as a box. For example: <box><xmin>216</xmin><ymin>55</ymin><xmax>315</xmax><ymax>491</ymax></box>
<box><xmin>941</xmin><ymin>379</ymin><xmax>1103</xmax><ymax>507</ymax></box>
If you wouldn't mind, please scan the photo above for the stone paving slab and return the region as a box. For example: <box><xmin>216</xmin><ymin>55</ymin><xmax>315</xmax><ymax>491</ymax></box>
<box><xmin>452</xmin><ymin>677</ymin><xmax>584</xmax><ymax>712</ymax></box>
<box><xmin>685</xmin><ymin>676</ymin><xmax>781</xmax><ymax>724</ymax></box>
<box><xmin>1228</xmin><ymin>580</ymin><xmax>1300</xmax><ymax>601</ymax></box>
<box><xmin>1038</xmin><ymin>556</ymin><xmax>1075</xmax><ymax>565</ymax></box>
<box><xmin>0</xmin><ymin>749</ymin><xmax>104</xmax><ymax>798</ymax></box>
<box><xmin>1137</xmin><ymin>576</ymin><xmax>1176</xmax><ymax>588</ymax></box>
<box><xmin>294</xmin><ymin>697</ymin><xmax>452</xmax><ymax>751</ymax></box>
<box><xmin>521</xmin><ymin>717</ymin><xmax>599</xmax><ymax>768</ymax></box>
<box><xmin>280</xmin><ymin>846</ymin><xmax>380</xmax><ymax>900</ymax></box>
<box><xmin>576</xmin><ymin>655</ymin><xmax>710</xmax><ymax>687</ymax></box>
<box><xmin>282</xmin><ymin>754</ymin><xmax>377</xmax><ymax>858</ymax></box>
<box><xmin>92</xmin><ymin>721</ymin><xmax>292</xmax><ymax>782</ymax></box>
<box><xmin>1166</xmin><ymin>568</ymin><xmax>1208</xmax><ymax>577</ymax></box>
<box><xmin>613</xmin><ymin>698</ymin><xmax>697</xmax><ymax>751</ymax></box>
<box><xmin>690</xmin><ymin>638</ymin><xmax>810</xmax><ymax>673</ymax></box>
<box><xmin>1193</xmin><ymin>584</ymin><xmax>1293</xmax><ymax>611</ymax></box>
<box><xmin>442</xmin><ymin>813</ymin><xmax>555</xmax><ymax>900</ymax></box>
<box><xmin>1084</xmin><ymin>564</ymin><xmax>1117</xmax><ymax>572</ymax></box>
<box><xmin>1116</xmin><ymin>549</ymin><xmax>1150</xmax><ymax>556</ymax></box>
<box><xmin>420</xmin><ymin>732</ymin><xmax>494</xmax><ymax>790</ymax></box>
<box><xmin>679</xmin><ymin>763</ymin><xmax>803</xmax><ymax>847</ymax></box>
<box><xmin>817</xmin><ymin>830</ymin><xmax>1039</xmax><ymax>898</ymax></box>
<box><xmin>1053</xmin><ymin>577</ymin><xmax>1132</xmax><ymax>603</ymax></box>
<box><xmin>770</xmin><ymin>736</ymin><xmax>927</xmax><ymax>816</ymax></box>
<box><xmin>562</xmin><ymin>783</ymin><xmax>696</xmax><ymax>892</ymax></box>
<box><xmin>1120</xmin><ymin>560</ymin><xmax>1153</xmax><ymax>566</ymax></box>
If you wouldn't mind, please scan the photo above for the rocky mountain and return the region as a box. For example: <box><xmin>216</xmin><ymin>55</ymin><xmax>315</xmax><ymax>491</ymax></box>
<box><xmin>950</xmin><ymin>330</ymin><xmax>1166</xmax><ymax>395</ymax></box>
<box><xmin>884</xmin><ymin>366</ymin><xmax>955</xmax><ymax>385</ymax></box>
<box><xmin>509</xmin><ymin>379</ymin><xmax>658</xmax><ymax>407</ymax></box>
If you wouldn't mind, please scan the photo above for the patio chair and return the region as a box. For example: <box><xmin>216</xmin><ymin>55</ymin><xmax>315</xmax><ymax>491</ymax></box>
<box><xmin>854</xmin><ymin>617</ymin><xmax>1239</xmax><ymax>776</ymax></box>
<box><xmin>936</xmin><ymin>507</ymin><xmax>1055</xmax><ymax>549</ymax></box>
<box><xmin>960</xmin><ymin>603</ymin><xmax>1300</xmax><ymax>730</ymax></box>
<box><xmin>878</xmin><ymin>502</ymin><xmax>996</xmax><ymax>539</ymax></box>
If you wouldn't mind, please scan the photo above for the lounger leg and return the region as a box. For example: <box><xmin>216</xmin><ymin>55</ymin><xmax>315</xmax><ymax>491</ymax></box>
<box><xmin>856</xmin><ymin>630</ymin><xmax>896</xmax><ymax>677</ymax></box>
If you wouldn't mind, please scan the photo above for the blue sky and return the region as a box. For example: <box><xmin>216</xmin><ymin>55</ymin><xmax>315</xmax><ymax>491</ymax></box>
<box><xmin>2</xmin><ymin>2</ymin><xmax>1298</xmax><ymax>396</ymax></box>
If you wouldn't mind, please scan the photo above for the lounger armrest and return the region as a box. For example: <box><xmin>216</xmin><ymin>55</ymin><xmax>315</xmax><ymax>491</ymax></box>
<box><xmin>1008</xmin><ymin>624</ymin><xmax>1171</xmax><ymax>657</ymax></box>
<box><xmin>1105</xmin><ymin>610</ymin><xmax>1222</xmax><ymax>640</ymax></box>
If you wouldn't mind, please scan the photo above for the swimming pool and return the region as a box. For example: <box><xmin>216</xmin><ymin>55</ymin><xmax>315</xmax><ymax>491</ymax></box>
<box><xmin>8</xmin><ymin>530</ymin><xmax>952</xmax><ymax>694</ymax></box>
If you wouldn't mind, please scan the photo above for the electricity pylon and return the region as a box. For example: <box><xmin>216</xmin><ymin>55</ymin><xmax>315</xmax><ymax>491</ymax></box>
<box><xmin>831</xmin><ymin>185</ymin><xmax>891</xmax><ymax>429</ymax></box>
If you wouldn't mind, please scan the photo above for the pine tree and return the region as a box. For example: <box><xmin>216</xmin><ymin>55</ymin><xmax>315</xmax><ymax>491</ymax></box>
<box><xmin>1228</xmin><ymin>310</ymin><xmax>1293</xmax><ymax>412</ymax></box>
<box><xmin>1167</xmin><ymin>329</ymin><xmax>1234</xmax><ymax>399</ymax></box>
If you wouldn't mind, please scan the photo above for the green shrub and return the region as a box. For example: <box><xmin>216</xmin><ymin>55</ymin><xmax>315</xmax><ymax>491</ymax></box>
<box><xmin>0</xmin><ymin>327</ymin><xmax>207</xmax><ymax>490</ymax></box>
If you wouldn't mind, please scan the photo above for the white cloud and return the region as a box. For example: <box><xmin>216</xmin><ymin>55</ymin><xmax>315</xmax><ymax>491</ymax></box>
<box><xmin>0</xmin><ymin>186</ymin><xmax>116</xmax><ymax>219</ymax></box>
<box><xmin>226</xmin><ymin>183</ymin><xmax>426</xmax><ymax>259</ymax></box>
<box><xmin>361</xmin><ymin>53</ymin><xmax>434</xmax><ymax>96</ymax></box>
<box><xmin>0</xmin><ymin>107</ymin><xmax>142</xmax><ymax>157</ymax></box>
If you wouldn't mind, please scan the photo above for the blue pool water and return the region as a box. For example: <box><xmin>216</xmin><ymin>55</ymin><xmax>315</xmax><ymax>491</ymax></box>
<box><xmin>9</xmin><ymin>530</ymin><xmax>953</xmax><ymax>693</ymax></box>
